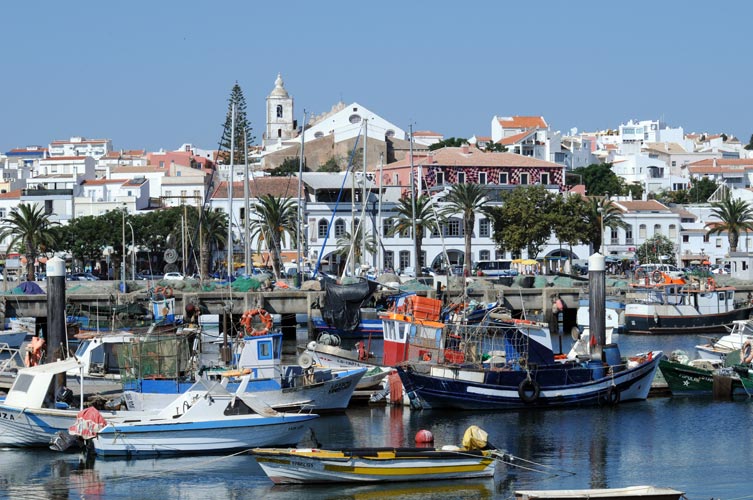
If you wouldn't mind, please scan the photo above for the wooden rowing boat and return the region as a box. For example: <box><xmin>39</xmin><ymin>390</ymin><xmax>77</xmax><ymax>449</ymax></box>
<box><xmin>515</xmin><ymin>485</ymin><xmax>685</xmax><ymax>500</ymax></box>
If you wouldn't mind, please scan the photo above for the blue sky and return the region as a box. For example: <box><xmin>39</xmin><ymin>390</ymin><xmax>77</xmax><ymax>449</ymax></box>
<box><xmin>3</xmin><ymin>1</ymin><xmax>752</xmax><ymax>153</ymax></box>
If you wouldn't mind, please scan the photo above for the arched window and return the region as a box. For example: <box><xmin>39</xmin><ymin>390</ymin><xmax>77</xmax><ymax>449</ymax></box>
<box><xmin>654</xmin><ymin>224</ymin><xmax>662</xmax><ymax>236</ymax></box>
<box><xmin>314</xmin><ymin>131</ymin><xmax>323</xmax><ymax>139</ymax></box>
<box><xmin>639</xmin><ymin>224</ymin><xmax>647</xmax><ymax>239</ymax></box>
<box><xmin>276</xmin><ymin>105</ymin><xmax>283</xmax><ymax>118</ymax></box>
<box><xmin>349</xmin><ymin>114</ymin><xmax>362</xmax><ymax>124</ymax></box>
<box><xmin>334</xmin><ymin>219</ymin><xmax>345</xmax><ymax>237</ymax></box>
<box><xmin>318</xmin><ymin>219</ymin><xmax>328</xmax><ymax>238</ymax></box>
<box><xmin>669</xmin><ymin>224</ymin><xmax>677</xmax><ymax>238</ymax></box>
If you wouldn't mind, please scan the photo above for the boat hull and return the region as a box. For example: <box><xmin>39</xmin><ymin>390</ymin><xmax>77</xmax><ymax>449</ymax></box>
<box><xmin>397</xmin><ymin>353</ymin><xmax>662</xmax><ymax>410</ymax></box>
<box><xmin>252</xmin><ymin>447</ymin><xmax>497</xmax><ymax>483</ymax></box>
<box><xmin>515</xmin><ymin>485</ymin><xmax>684</xmax><ymax>500</ymax></box>
<box><xmin>0</xmin><ymin>405</ymin><xmax>81</xmax><ymax>447</ymax></box>
<box><xmin>93</xmin><ymin>416</ymin><xmax>315</xmax><ymax>457</ymax></box>
<box><xmin>659</xmin><ymin>359</ymin><xmax>753</xmax><ymax>396</ymax></box>
<box><xmin>624</xmin><ymin>306</ymin><xmax>753</xmax><ymax>335</ymax></box>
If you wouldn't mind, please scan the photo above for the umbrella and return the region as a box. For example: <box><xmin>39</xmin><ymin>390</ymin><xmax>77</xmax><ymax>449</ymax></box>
<box><xmin>519</xmin><ymin>259</ymin><xmax>539</xmax><ymax>265</ymax></box>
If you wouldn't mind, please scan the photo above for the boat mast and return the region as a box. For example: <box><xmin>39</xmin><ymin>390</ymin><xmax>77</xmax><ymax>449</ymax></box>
<box><xmin>410</xmin><ymin>125</ymin><xmax>419</xmax><ymax>273</ymax></box>
<box><xmin>244</xmin><ymin>126</ymin><xmax>250</xmax><ymax>276</ymax></box>
<box><xmin>297</xmin><ymin>110</ymin><xmax>307</xmax><ymax>284</ymax></box>
<box><xmin>362</xmin><ymin>119</ymin><xmax>368</xmax><ymax>270</ymax></box>
<box><xmin>227</xmin><ymin>103</ymin><xmax>236</xmax><ymax>281</ymax></box>
<box><xmin>377</xmin><ymin>152</ymin><xmax>383</xmax><ymax>272</ymax></box>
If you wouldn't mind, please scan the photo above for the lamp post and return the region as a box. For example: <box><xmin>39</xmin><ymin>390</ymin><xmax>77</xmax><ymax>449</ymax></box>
<box><xmin>127</xmin><ymin>221</ymin><xmax>135</xmax><ymax>281</ymax></box>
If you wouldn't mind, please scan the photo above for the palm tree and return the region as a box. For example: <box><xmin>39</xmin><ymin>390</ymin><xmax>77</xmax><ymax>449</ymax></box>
<box><xmin>0</xmin><ymin>203</ymin><xmax>59</xmax><ymax>281</ymax></box>
<box><xmin>198</xmin><ymin>209</ymin><xmax>228</xmax><ymax>278</ymax></box>
<box><xmin>706</xmin><ymin>196</ymin><xmax>753</xmax><ymax>253</ymax></box>
<box><xmin>387</xmin><ymin>195</ymin><xmax>440</xmax><ymax>275</ymax></box>
<box><xmin>586</xmin><ymin>196</ymin><xmax>627</xmax><ymax>254</ymax></box>
<box><xmin>334</xmin><ymin>224</ymin><xmax>377</xmax><ymax>271</ymax></box>
<box><xmin>248</xmin><ymin>194</ymin><xmax>298</xmax><ymax>278</ymax></box>
<box><xmin>442</xmin><ymin>183</ymin><xmax>490</xmax><ymax>274</ymax></box>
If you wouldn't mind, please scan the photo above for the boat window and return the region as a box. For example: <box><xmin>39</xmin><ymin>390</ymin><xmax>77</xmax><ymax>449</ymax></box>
<box><xmin>718</xmin><ymin>292</ymin><xmax>726</xmax><ymax>301</ymax></box>
<box><xmin>258</xmin><ymin>340</ymin><xmax>273</xmax><ymax>360</ymax></box>
<box><xmin>74</xmin><ymin>341</ymin><xmax>90</xmax><ymax>358</ymax></box>
<box><xmin>11</xmin><ymin>373</ymin><xmax>33</xmax><ymax>393</ymax></box>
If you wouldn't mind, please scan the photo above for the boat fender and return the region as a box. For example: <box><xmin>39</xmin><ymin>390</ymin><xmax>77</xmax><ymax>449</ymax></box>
<box><xmin>604</xmin><ymin>385</ymin><xmax>620</xmax><ymax>405</ymax></box>
<box><xmin>518</xmin><ymin>378</ymin><xmax>540</xmax><ymax>404</ymax></box>
<box><xmin>415</xmin><ymin>429</ymin><xmax>434</xmax><ymax>444</ymax></box>
<box><xmin>357</xmin><ymin>342</ymin><xmax>368</xmax><ymax>361</ymax></box>
<box><xmin>742</xmin><ymin>341</ymin><xmax>753</xmax><ymax>364</ymax></box>
<box><xmin>298</xmin><ymin>352</ymin><xmax>314</xmax><ymax>369</ymax></box>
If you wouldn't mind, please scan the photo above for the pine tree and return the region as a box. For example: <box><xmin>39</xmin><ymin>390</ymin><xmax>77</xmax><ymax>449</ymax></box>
<box><xmin>218</xmin><ymin>82</ymin><xmax>255</xmax><ymax>164</ymax></box>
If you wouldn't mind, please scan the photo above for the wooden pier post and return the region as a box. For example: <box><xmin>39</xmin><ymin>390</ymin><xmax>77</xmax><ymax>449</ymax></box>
<box><xmin>46</xmin><ymin>257</ymin><xmax>67</xmax><ymax>399</ymax></box>
<box><xmin>588</xmin><ymin>253</ymin><xmax>606</xmax><ymax>361</ymax></box>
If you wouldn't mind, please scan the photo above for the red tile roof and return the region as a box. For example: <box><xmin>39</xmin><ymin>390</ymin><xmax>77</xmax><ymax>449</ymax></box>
<box><xmin>0</xmin><ymin>189</ymin><xmax>22</xmax><ymax>199</ymax></box>
<box><xmin>498</xmin><ymin>129</ymin><xmax>535</xmax><ymax>145</ymax></box>
<box><xmin>614</xmin><ymin>200</ymin><xmax>670</xmax><ymax>212</ymax></box>
<box><xmin>413</xmin><ymin>130</ymin><xmax>442</xmax><ymax>137</ymax></box>
<box><xmin>497</xmin><ymin>116</ymin><xmax>548</xmax><ymax>129</ymax></box>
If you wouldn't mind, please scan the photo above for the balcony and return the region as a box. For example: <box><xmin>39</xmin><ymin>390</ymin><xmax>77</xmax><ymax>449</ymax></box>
<box><xmin>22</xmin><ymin>188</ymin><xmax>74</xmax><ymax>197</ymax></box>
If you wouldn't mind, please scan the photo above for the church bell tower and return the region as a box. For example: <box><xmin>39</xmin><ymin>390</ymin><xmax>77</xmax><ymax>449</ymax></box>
<box><xmin>264</xmin><ymin>73</ymin><xmax>295</xmax><ymax>147</ymax></box>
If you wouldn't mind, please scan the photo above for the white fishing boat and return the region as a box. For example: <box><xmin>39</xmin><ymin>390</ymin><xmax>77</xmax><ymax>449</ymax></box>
<box><xmin>0</xmin><ymin>358</ymin><xmax>120</xmax><ymax>447</ymax></box>
<box><xmin>88</xmin><ymin>376</ymin><xmax>318</xmax><ymax>458</ymax></box>
<box><xmin>696</xmin><ymin>319</ymin><xmax>753</xmax><ymax>361</ymax></box>
<box><xmin>515</xmin><ymin>485</ymin><xmax>685</xmax><ymax>500</ymax></box>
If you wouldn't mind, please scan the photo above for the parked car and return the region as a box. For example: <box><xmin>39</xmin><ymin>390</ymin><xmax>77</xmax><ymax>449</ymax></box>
<box><xmin>163</xmin><ymin>272</ymin><xmax>185</xmax><ymax>281</ymax></box>
<box><xmin>711</xmin><ymin>265</ymin><xmax>730</xmax><ymax>275</ymax></box>
<box><xmin>136</xmin><ymin>272</ymin><xmax>164</xmax><ymax>280</ymax></box>
<box><xmin>636</xmin><ymin>263</ymin><xmax>684</xmax><ymax>280</ymax></box>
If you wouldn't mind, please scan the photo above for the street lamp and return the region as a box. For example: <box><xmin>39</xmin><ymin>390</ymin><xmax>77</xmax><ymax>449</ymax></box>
<box><xmin>127</xmin><ymin>221</ymin><xmax>135</xmax><ymax>281</ymax></box>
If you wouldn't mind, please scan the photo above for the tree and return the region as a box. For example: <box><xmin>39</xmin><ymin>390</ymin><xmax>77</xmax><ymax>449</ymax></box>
<box><xmin>489</xmin><ymin>186</ymin><xmax>558</xmax><ymax>259</ymax></box>
<box><xmin>386</xmin><ymin>195</ymin><xmax>440</xmax><ymax>273</ymax></box>
<box><xmin>550</xmin><ymin>193</ymin><xmax>591</xmax><ymax>265</ymax></box>
<box><xmin>636</xmin><ymin>234</ymin><xmax>676</xmax><ymax>264</ymax></box>
<box><xmin>572</xmin><ymin>163</ymin><xmax>625</xmax><ymax>197</ymax></box>
<box><xmin>196</xmin><ymin>208</ymin><xmax>228</xmax><ymax>278</ymax></box>
<box><xmin>584</xmin><ymin>196</ymin><xmax>628</xmax><ymax>254</ymax></box>
<box><xmin>268</xmin><ymin>157</ymin><xmax>307</xmax><ymax>176</ymax></box>
<box><xmin>441</xmin><ymin>183</ymin><xmax>490</xmax><ymax>272</ymax></box>
<box><xmin>248</xmin><ymin>195</ymin><xmax>298</xmax><ymax>278</ymax></box>
<box><xmin>0</xmin><ymin>203</ymin><xmax>59</xmax><ymax>281</ymax></box>
<box><xmin>334</xmin><ymin>225</ymin><xmax>377</xmax><ymax>270</ymax></box>
<box><xmin>745</xmin><ymin>134</ymin><xmax>753</xmax><ymax>151</ymax></box>
<box><xmin>429</xmin><ymin>137</ymin><xmax>468</xmax><ymax>151</ymax></box>
<box><xmin>218</xmin><ymin>82</ymin><xmax>254</xmax><ymax>165</ymax></box>
<box><xmin>706</xmin><ymin>196</ymin><xmax>753</xmax><ymax>253</ymax></box>
<box><xmin>689</xmin><ymin>177</ymin><xmax>719</xmax><ymax>204</ymax></box>
<box><xmin>318</xmin><ymin>157</ymin><xmax>341</xmax><ymax>173</ymax></box>
<box><xmin>483</xmin><ymin>142</ymin><xmax>507</xmax><ymax>153</ymax></box>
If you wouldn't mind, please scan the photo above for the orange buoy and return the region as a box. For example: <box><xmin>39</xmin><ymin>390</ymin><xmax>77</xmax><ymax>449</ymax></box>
<box><xmin>415</xmin><ymin>429</ymin><xmax>434</xmax><ymax>444</ymax></box>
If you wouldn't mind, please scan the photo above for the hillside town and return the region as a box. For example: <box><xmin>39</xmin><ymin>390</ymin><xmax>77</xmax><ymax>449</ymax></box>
<box><xmin>2</xmin><ymin>73</ymin><xmax>753</xmax><ymax>281</ymax></box>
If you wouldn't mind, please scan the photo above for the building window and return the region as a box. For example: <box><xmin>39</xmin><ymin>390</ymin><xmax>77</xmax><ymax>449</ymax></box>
<box><xmin>703</xmin><ymin>234</ymin><xmax>710</xmax><ymax>243</ymax></box>
<box><xmin>349</xmin><ymin>114</ymin><xmax>362</xmax><ymax>124</ymax></box>
<box><xmin>610</xmin><ymin>227</ymin><xmax>618</xmax><ymax>243</ymax></box>
<box><xmin>639</xmin><ymin>224</ymin><xmax>646</xmax><ymax>238</ymax></box>
<box><xmin>478</xmin><ymin>172</ymin><xmax>487</xmax><ymax>184</ymax></box>
<box><xmin>669</xmin><ymin>224</ymin><xmax>677</xmax><ymax>238</ymax></box>
<box><xmin>384</xmin><ymin>251</ymin><xmax>394</xmax><ymax>270</ymax></box>
<box><xmin>399</xmin><ymin>250</ymin><xmax>410</xmax><ymax>271</ymax></box>
<box><xmin>447</xmin><ymin>218</ymin><xmax>461</xmax><ymax>237</ymax></box>
<box><xmin>276</xmin><ymin>105</ymin><xmax>283</xmax><ymax>118</ymax></box>
<box><xmin>194</xmin><ymin>190</ymin><xmax>201</xmax><ymax>199</ymax></box>
<box><xmin>435</xmin><ymin>171</ymin><xmax>444</xmax><ymax>185</ymax></box>
<box><xmin>334</xmin><ymin>219</ymin><xmax>345</xmax><ymax>237</ymax></box>
<box><xmin>160</xmin><ymin>161</ymin><xmax>165</xmax><ymax>168</ymax></box>
<box><xmin>382</xmin><ymin>219</ymin><xmax>391</xmax><ymax>237</ymax></box>
<box><xmin>495</xmin><ymin>249</ymin><xmax>505</xmax><ymax>260</ymax></box>
<box><xmin>480</xmin><ymin>218</ymin><xmax>490</xmax><ymax>238</ymax></box>
<box><xmin>318</xmin><ymin>219</ymin><xmax>328</xmax><ymax>238</ymax></box>
<box><xmin>540</xmin><ymin>173</ymin><xmax>549</xmax><ymax>185</ymax></box>
<box><xmin>520</xmin><ymin>173</ymin><xmax>529</xmax><ymax>185</ymax></box>
<box><xmin>671</xmin><ymin>161</ymin><xmax>676</xmax><ymax>167</ymax></box>
<box><xmin>499</xmin><ymin>173</ymin><xmax>508</xmax><ymax>184</ymax></box>
<box><xmin>654</xmin><ymin>224</ymin><xmax>662</xmax><ymax>236</ymax></box>
<box><xmin>682</xmin><ymin>234</ymin><xmax>689</xmax><ymax>243</ymax></box>
<box><xmin>165</xmin><ymin>190</ymin><xmax>172</xmax><ymax>197</ymax></box>
<box><xmin>420</xmin><ymin>251</ymin><xmax>426</xmax><ymax>268</ymax></box>
<box><xmin>716</xmin><ymin>238</ymin><xmax>722</xmax><ymax>248</ymax></box>
<box><xmin>625</xmin><ymin>225</ymin><xmax>633</xmax><ymax>244</ymax></box>
<box><xmin>479</xmin><ymin>250</ymin><xmax>491</xmax><ymax>261</ymax></box>
<box><xmin>457</xmin><ymin>172</ymin><xmax>465</xmax><ymax>184</ymax></box>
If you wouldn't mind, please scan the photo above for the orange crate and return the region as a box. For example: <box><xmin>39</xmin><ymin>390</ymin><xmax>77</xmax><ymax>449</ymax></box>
<box><xmin>410</xmin><ymin>296</ymin><xmax>442</xmax><ymax>321</ymax></box>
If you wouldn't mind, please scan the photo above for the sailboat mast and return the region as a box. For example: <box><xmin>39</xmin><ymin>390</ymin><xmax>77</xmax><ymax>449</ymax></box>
<box><xmin>377</xmin><ymin>152</ymin><xmax>383</xmax><ymax>272</ymax></box>
<box><xmin>297</xmin><ymin>110</ymin><xmax>307</xmax><ymax>283</ymax></box>
<box><xmin>227</xmin><ymin>103</ymin><xmax>236</xmax><ymax>280</ymax></box>
<box><xmin>244</xmin><ymin>127</ymin><xmax>250</xmax><ymax>276</ymax></box>
<box><xmin>410</xmin><ymin>125</ymin><xmax>419</xmax><ymax>273</ymax></box>
<box><xmin>362</xmin><ymin>119</ymin><xmax>368</xmax><ymax>269</ymax></box>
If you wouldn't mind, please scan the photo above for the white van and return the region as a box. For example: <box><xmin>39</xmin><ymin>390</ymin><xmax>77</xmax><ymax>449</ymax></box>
<box><xmin>473</xmin><ymin>259</ymin><xmax>518</xmax><ymax>277</ymax></box>
<box><xmin>636</xmin><ymin>263</ymin><xmax>684</xmax><ymax>280</ymax></box>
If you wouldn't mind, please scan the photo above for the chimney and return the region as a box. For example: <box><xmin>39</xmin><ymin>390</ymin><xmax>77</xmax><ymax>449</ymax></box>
<box><xmin>713</xmin><ymin>158</ymin><xmax>717</xmax><ymax>168</ymax></box>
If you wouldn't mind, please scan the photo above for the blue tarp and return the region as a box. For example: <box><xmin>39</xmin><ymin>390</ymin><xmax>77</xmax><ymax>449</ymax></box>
<box><xmin>17</xmin><ymin>282</ymin><xmax>44</xmax><ymax>294</ymax></box>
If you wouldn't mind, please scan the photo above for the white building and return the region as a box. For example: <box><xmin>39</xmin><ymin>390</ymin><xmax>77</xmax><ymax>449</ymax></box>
<box><xmin>48</xmin><ymin>137</ymin><xmax>113</xmax><ymax>160</ymax></box>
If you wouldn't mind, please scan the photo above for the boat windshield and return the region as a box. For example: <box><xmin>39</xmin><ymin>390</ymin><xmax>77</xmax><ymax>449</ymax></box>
<box><xmin>74</xmin><ymin>341</ymin><xmax>91</xmax><ymax>358</ymax></box>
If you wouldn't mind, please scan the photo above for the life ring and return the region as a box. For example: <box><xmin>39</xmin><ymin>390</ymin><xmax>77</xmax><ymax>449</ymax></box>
<box><xmin>742</xmin><ymin>341</ymin><xmax>753</xmax><ymax>364</ymax></box>
<box><xmin>153</xmin><ymin>285</ymin><xmax>173</xmax><ymax>298</ymax></box>
<box><xmin>603</xmin><ymin>385</ymin><xmax>620</xmax><ymax>406</ymax></box>
<box><xmin>518</xmin><ymin>378</ymin><xmax>540</xmax><ymax>404</ymax></box>
<box><xmin>652</xmin><ymin>270</ymin><xmax>663</xmax><ymax>284</ymax></box>
<box><xmin>240</xmin><ymin>308</ymin><xmax>273</xmax><ymax>336</ymax></box>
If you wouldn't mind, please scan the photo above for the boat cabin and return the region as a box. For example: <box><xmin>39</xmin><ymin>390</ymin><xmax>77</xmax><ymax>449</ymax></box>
<box><xmin>5</xmin><ymin>358</ymin><xmax>83</xmax><ymax>409</ymax></box>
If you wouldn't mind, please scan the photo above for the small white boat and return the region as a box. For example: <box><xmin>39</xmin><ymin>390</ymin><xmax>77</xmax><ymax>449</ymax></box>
<box><xmin>89</xmin><ymin>376</ymin><xmax>319</xmax><ymax>457</ymax></box>
<box><xmin>515</xmin><ymin>485</ymin><xmax>685</xmax><ymax>499</ymax></box>
<box><xmin>696</xmin><ymin>319</ymin><xmax>753</xmax><ymax>361</ymax></box>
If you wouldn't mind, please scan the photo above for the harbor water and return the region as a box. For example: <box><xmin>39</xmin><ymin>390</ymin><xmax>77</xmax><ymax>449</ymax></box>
<box><xmin>0</xmin><ymin>332</ymin><xmax>749</xmax><ymax>499</ymax></box>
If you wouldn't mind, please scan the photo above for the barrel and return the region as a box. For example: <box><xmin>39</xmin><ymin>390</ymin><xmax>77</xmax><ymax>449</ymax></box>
<box><xmin>603</xmin><ymin>343</ymin><xmax>621</xmax><ymax>367</ymax></box>
<box><xmin>588</xmin><ymin>360</ymin><xmax>605</xmax><ymax>380</ymax></box>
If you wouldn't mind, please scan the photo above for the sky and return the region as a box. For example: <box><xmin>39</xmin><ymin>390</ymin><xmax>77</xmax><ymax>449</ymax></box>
<box><xmin>2</xmin><ymin>1</ymin><xmax>752</xmax><ymax>154</ymax></box>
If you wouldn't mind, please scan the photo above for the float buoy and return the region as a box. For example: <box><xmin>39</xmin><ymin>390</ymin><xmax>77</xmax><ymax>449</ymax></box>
<box><xmin>415</xmin><ymin>429</ymin><xmax>434</xmax><ymax>444</ymax></box>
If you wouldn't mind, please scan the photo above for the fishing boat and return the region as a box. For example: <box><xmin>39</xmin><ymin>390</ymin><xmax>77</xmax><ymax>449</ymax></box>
<box><xmin>85</xmin><ymin>376</ymin><xmax>319</xmax><ymax>458</ymax></box>
<box><xmin>658</xmin><ymin>349</ymin><xmax>753</xmax><ymax>396</ymax></box>
<box><xmin>251</xmin><ymin>425</ymin><xmax>499</xmax><ymax>484</ymax></box>
<box><xmin>695</xmin><ymin>319</ymin><xmax>753</xmax><ymax>361</ymax></box>
<box><xmin>121</xmin><ymin>329</ymin><xmax>366</xmax><ymax>413</ymax></box>
<box><xmin>312</xmin><ymin>277</ymin><xmax>382</xmax><ymax>339</ymax></box>
<box><xmin>514</xmin><ymin>485</ymin><xmax>685</xmax><ymax>500</ymax></box>
<box><xmin>0</xmin><ymin>358</ymin><xmax>121</xmax><ymax>447</ymax></box>
<box><xmin>623</xmin><ymin>275</ymin><xmax>753</xmax><ymax>335</ymax></box>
